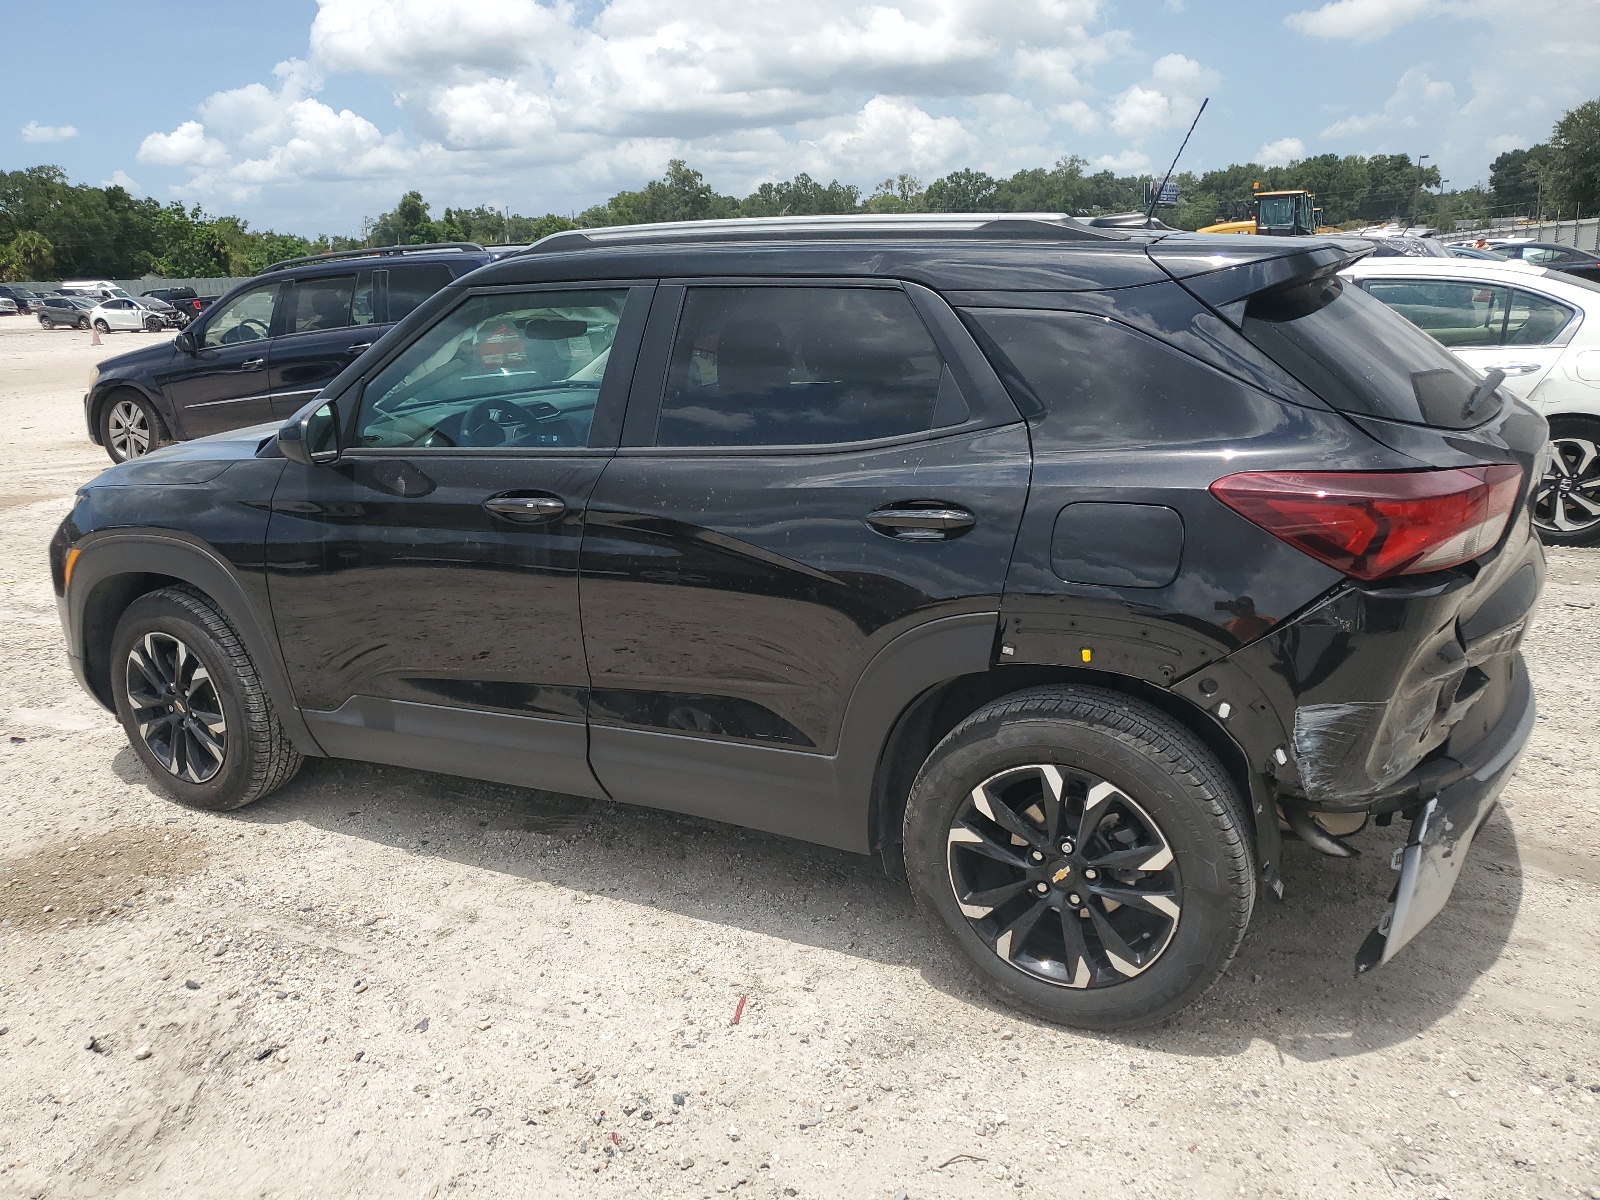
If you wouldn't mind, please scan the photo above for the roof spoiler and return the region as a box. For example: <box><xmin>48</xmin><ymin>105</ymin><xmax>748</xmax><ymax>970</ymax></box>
<box><xmin>1148</xmin><ymin>239</ymin><xmax>1373</xmax><ymax>327</ymax></box>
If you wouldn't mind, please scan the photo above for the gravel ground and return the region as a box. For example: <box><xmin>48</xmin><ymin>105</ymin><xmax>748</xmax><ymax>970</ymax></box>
<box><xmin>0</xmin><ymin>317</ymin><xmax>1597</xmax><ymax>1200</ymax></box>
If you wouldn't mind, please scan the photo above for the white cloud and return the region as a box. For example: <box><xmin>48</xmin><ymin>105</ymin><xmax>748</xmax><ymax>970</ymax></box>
<box><xmin>1107</xmin><ymin>54</ymin><xmax>1218</xmax><ymax>140</ymax></box>
<box><xmin>1257</xmin><ymin>136</ymin><xmax>1305</xmax><ymax>166</ymax></box>
<box><xmin>104</xmin><ymin>170</ymin><xmax>142</xmax><ymax>194</ymax></box>
<box><xmin>21</xmin><ymin>120</ymin><xmax>77</xmax><ymax>143</ymax></box>
<box><xmin>138</xmin><ymin>0</ymin><xmax>1164</xmax><ymax>218</ymax></box>
<box><xmin>1319</xmin><ymin>68</ymin><xmax>1456</xmax><ymax>141</ymax></box>
<box><xmin>1092</xmin><ymin>148</ymin><xmax>1150</xmax><ymax>173</ymax></box>
<box><xmin>1286</xmin><ymin>0</ymin><xmax>1450</xmax><ymax>41</ymax></box>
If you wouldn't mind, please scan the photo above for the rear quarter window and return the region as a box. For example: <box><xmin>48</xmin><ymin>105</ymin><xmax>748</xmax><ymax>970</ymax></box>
<box><xmin>1241</xmin><ymin>274</ymin><xmax>1498</xmax><ymax>429</ymax></box>
<box><xmin>963</xmin><ymin>308</ymin><xmax>1300</xmax><ymax>449</ymax></box>
<box><xmin>387</xmin><ymin>265</ymin><xmax>457</xmax><ymax>323</ymax></box>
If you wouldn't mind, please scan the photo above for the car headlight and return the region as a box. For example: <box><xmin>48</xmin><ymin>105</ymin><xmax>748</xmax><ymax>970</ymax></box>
<box><xmin>88</xmin><ymin>366</ymin><xmax>100</xmax><ymax>390</ymax></box>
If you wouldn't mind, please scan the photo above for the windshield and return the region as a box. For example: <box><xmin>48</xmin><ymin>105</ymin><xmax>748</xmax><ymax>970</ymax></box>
<box><xmin>1241</xmin><ymin>273</ymin><xmax>1501</xmax><ymax>429</ymax></box>
<box><xmin>1257</xmin><ymin>196</ymin><xmax>1297</xmax><ymax>227</ymax></box>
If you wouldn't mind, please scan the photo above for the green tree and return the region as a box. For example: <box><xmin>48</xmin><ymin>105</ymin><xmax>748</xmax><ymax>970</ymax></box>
<box><xmin>579</xmin><ymin>160</ymin><xmax>737</xmax><ymax>228</ymax></box>
<box><xmin>861</xmin><ymin>175</ymin><xmax>926</xmax><ymax>213</ymax></box>
<box><xmin>924</xmin><ymin>169</ymin><xmax>998</xmax><ymax>212</ymax></box>
<box><xmin>1</xmin><ymin>230</ymin><xmax>55</xmax><ymax>279</ymax></box>
<box><xmin>739</xmin><ymin>173</ymin><xmax>861</xmax><ymax>217</ymax></box>
<box><xmin>1544</xmin><ymin>100</ymin><xmax>1600</xmax><ymax>215</ymax></box>
<box><xmin>371</xmin><ymin>190</ymin><xmax>440</xmax><ymax>246</ymax></box>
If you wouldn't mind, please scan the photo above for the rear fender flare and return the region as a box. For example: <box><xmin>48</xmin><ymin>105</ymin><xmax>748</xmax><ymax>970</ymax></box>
<box><xmin>68</xmin><ymin>530</ymin><xmax>324</xmax><ymax>756</ymax></box>
<box><xmin>833</xmin><ymin>612</ymin><xmax>1000</xmax><ymax>855</ymax></box>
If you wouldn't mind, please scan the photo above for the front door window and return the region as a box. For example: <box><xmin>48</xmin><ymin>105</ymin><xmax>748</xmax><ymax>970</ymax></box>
<box><xmin>202</xmin><ymin>285</ymin><xmax>279</xmax><ymax>348</ymax></box>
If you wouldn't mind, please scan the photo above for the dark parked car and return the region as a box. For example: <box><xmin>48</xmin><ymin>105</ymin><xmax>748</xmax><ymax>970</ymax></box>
<box><xmin>51</xmin><ymin>216</ymin><xmax>1544</xmax><ymax>1029</ymax></box>
<box><xmin>141</xmin><ymin>286</ymin><xmax>216</xmax><ymax>327</ymax></box>
<box><xmin>84</xmin><ymin>243</ymin><xmax>512</xmax><ymax>462</ymax></box>
<box><xmin>35</xmin><ymin>294</ymin><xmax>96</xmax><ymax>329</ymax></box>
<box><xmin>0</xmin><ymin>284</ymin><xmax>44</xmax><ymax>313</ymax></box>
<box><xmin>1487</xmin><ymin>240</ymin><xmax>1600</xmax><ymax>283</ymax></box>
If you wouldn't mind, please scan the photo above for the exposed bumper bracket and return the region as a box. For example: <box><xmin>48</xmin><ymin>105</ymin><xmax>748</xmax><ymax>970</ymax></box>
<box><xmin>1355</xmin><ymin>656</ymin><xmax>1534</xmax><ymax>974</ymax></box>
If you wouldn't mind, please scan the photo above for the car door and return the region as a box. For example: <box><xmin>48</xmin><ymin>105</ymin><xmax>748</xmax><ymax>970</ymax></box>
<box><xmin>264</xmin><ymin>282</ymin><xmax>651</xmax><ymax>798</ymax></box>
<box><xmin>101</xmin><ymin>298</ymin><xmax>137</xmax><ymax>330</ymax></box>
<box><xmin>1453</xmin><ymin>287</ymin><xmax>1576</xmax><ymax>399</ymax></box>
<box><xmin>160</xmin><ymin>280</ymin><xmax>284</xmax><ymax>438</ymax></box>
<box><xmin>265</xmin><ymin>272</ymin><xmax>376</xmax><ymax>419</ymax></box>
<box><xmin>1360</xmin><ymin>277</ymin><xmax>1570</xmax><ymax>401</ymax></box>
<box><xmin>577</xmin><ymin>281</ymin><xmax>1031</xmax><ymax>847</ymax></box>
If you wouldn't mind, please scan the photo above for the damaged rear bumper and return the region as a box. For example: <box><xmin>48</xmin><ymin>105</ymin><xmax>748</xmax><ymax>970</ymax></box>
<box><xmin>1355</xmin><ymin>653</ymin><xmax>1534</xmax><ymax>973</ymax></box>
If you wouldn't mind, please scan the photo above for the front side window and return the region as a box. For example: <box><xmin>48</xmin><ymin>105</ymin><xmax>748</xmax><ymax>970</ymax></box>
<box><xmin>1363</xmin><ymin>279</ymin><xmax>1508</xmax><ymax>348</ymax></box>
<box><xmin>655</xmin><ymin>286</ymin><xmax>955</xmax><ymax>447</ymax></box>
<box><xmin>202</xmin><ymin>284</ymin><xmax>279</xmax><ymax>348</ymax></box>
<box><xmin>286</xmin><ymin>275</ymin><xmax>356</xmax><ymax>335</ymax></box>
<box><xmin>355</xmin><ymin>289</ymin><xmax>627</xmax><ymax>450</ymax></box>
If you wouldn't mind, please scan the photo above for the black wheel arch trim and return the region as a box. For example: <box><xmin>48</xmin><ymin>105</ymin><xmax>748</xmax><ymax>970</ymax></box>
<box><xmin>89</xmin><ymin>380</ymin><xmax>178</xmax><ymax>443</ymax></box>
<box><xmin>64</xmin><ymin>530</ymin><xmax>325</xmax><ymax>757</ymax></box>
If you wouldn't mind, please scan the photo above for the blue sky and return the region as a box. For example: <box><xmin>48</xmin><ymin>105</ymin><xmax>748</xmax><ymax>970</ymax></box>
<box><xmin>4</xmin><ymin>0</ymin><xmax>1598</xmax><ymax>237</ymax></box>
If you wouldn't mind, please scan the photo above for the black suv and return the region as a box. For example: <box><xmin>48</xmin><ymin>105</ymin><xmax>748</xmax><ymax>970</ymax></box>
<box><xmin>84</xmin><ymin>243</ymin><xmax>514</xmax><ymax>463</ymax></box>
<box><xmin>50</xmin><ymin>216</ymin><xmax>1545</xmax><ymax>1029</ymax></box>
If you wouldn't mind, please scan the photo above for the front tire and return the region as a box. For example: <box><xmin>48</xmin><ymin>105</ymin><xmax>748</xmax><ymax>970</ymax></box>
<box><xmin>76</xmin><ymin>316</ymin><xmax>89</xmax><ymax>330</ymax></box>
<box><xmin>904</xmin><ymin>686</ymin><xmax>1254</xmax><ymax>1030</ymax></box>
<box><xmin>111</xmin><ymin>588</ymin><xmax>302</xmax><ymax>811</ymax></box>
<box><xmin>1533</xmin><ymin>416</ymin><xmax>1600</xmax><ymax>546</ymax></box>
<box><xmin>144</xmin><ymin>316</ymin><xmax>162</xmax><ymax>332</ymax></box>
<box><xmin>100</xmin><ymin>391</ymin><xmax>166</xmax><ymax>462</ymax></box>
<box><xmin>93</xmin><ymin>318</ymin><xmax>111</xmax><ymax>334</ymax></box>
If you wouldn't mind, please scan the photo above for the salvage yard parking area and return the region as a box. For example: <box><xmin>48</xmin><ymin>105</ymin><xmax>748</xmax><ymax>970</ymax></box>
<box><xmin>0</xmin><ymin>316</ymin><xmax>1597</xmax><ymax>1200</ymax></box>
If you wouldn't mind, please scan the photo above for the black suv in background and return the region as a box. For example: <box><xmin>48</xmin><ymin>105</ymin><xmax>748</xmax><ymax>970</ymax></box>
<box><xmin>51</xmin><ymin>216</ymin><xmax>1545</xmax><ymax>1028</ymax></box>
<box><xmin>140</xmin><ymin>286</ymin><xmax>214</xmax><ymax>327</ymax></box>
<box><xmin>84</xmin><ymin>243</ymin><xmax>514</xmax><ymax>462</ymax></box>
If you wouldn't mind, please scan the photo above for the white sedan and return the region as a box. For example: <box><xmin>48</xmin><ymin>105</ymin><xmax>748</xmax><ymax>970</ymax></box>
<box><xmin>1340</xmin><ymin>255</ymin><xmax>1600</xmax><ymax>545</ymax></box>
<box><xmin>87</xmin><ymin>296</ymin><xmax>169</xmax><ymax>334</ymax></box>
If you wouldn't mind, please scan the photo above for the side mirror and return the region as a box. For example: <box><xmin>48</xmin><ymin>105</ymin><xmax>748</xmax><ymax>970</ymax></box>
<box><xmin>278</xmin><ymin>398</ymin><xmax>341</xmax><ymax>466</ymax></box>
<box><xmin>174</xmin><ymin>329</ymin><xmax>197</xmax><ymax>354</ymax></box>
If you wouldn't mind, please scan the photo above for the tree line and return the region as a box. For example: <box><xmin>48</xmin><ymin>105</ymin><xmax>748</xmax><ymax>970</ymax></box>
<box><xmin>5</xmin><ymin>97</ymin><xmax>1595</xmax><ymax>281</ymax></box>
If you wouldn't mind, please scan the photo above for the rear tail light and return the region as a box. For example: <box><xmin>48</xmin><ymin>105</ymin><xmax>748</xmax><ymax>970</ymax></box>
<box><xmin>1209</xmin><ymin>466</ymin><xmax>1523</xmax><ymax>581</ymax></box>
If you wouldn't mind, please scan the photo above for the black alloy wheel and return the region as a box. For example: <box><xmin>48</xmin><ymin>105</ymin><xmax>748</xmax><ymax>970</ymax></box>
<box><xmin>124</xmin><ymin>631</ymin><xmax>228</xmax><ymax>783</ymax></box>
<box><xmin>1533</xmin><ymin>418</ymin><xmax>1600</xmax><ymax>546</ymax></box>
<box><xmin>144</xmin><ymin>315</ymin><xmax>162</xmax><ymax>332</ymax></box>
<box><xmin>111</xmin><ymin>587</ymin><xmax>301</xmax><ymax>810</ymax></box>
<box><xmin>904</xmin><ymin>686</ymin><xmax>1254</xmax><ymax>1030</ymax></box>
<box><xmin>946</xmin><ymin>764</ymin><xmax>1181</xmax><ymax>988</ymax></box>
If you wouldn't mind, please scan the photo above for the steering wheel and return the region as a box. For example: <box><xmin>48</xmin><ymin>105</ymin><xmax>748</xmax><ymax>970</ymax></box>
<box><xmin>460</xmin><ymin>397</ymin><xmax>562</xmax><ymax>446</ymax></box>
<box><xmin>221</xmin><ymin>318</ymin><xmax>270</xmax><ymax>345</ymax></box>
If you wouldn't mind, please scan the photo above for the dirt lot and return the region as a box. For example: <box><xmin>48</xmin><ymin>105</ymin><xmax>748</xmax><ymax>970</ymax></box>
<box><xmin>0</xmin><ymin>316</ymin><xmax>1597</xmax><ymax>1200</ymax></box>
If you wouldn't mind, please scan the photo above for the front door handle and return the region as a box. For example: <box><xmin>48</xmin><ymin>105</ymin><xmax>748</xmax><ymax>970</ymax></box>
<box><xmin>1487</xmin><ymin>362</ymin><xmax>1542</xmax><ymax>375</ymax></box>
<box><xmin>346</xmin><ymin>342</ymin><xmax>373</xmax><ymax>355</ymax></box>
<box><xmin>866</xmin><ymin>504</ymin><xmax>977</xmax><ymax>540</ymax></box>
<box><xmin>484</xmin><ymin>495</ymin><xmax>566</xmax><ymax>523</ymax></box>
<box><xmin>241</xmin><ymin>357</ymin><xmax>265</xmax><ymax>370</ymax></box>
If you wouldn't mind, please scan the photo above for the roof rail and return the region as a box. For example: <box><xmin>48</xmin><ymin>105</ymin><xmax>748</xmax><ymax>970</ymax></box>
<box><xmin>521</xmin><ymin>213</ymin><xmax>1126</xmax><ymax>255</ymax></box>
<box><xmin>261</xmin><ymin>241</ymin><xmax>487</xmax><ymax>275</ymax></box>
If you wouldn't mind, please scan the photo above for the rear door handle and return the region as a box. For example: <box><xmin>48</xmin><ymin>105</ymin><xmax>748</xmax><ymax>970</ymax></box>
<box><xmin>866</xmin><ymin>504</ymin><xmax>977</xmax><ymax>540</ymax></box>
<box><xmin>1487</xmin><ymin>362</ymin><xmax>1542</xmax><ymax>375</ymax></box>
<box><xmin>346</xmin><ymin>342</ymin><xmax>373</xmax><ymax>355</ymax></box>
<box><xmin>483</xmin><ymin>495</ymin><xmax>566</xmax><ymax>523</ymax></box>
<box><xmin>241</xmin><ymin>357</ymin><xmax>265</xmax><ymax>370</ymax></box>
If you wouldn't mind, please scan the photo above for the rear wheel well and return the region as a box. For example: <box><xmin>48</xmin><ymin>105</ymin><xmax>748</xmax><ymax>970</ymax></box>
<box><xmin>868</xmin><ymin>665</ymin><xmax>1253</xmax><ymax>869</ymax></box>
<box><xmin>81</xmin><ymin>572</ymin><xmax>186</xmax><ymax>707</ymax></box>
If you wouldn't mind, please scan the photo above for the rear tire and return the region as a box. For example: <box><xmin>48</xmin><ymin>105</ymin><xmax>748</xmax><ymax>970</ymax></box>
<box><xmin>99</xmin><ymin>390</ymin><xmax>167</xmax><ymax>462</ymax></box>
<box><xmin>111</xmin><ymin>587</ymin><xmax>302</xmax><ymax>811</ymax></box>
<box><xmin>903</xmin><ymin>686</ymin><xmax>1255</xmax><ymax>1030</ymax></box>
<box><xmin>1533</xmin><ymin>416</ymin><xmax>1600</xmax><ymax>547</ymax></box>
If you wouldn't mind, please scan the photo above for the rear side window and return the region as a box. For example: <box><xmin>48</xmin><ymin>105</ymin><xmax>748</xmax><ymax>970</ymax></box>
<box><xmin>1363</xmin><ymin>280</ymin><xmax>1508</xmax><ymax>348</ymax></box>
<box><xmin>1505</xmin><ymin>289</ymin><xmax>1574</xmax><ymax>345</ymax></box>
<box><xmin>286</xmin><ymin>275</ymin><xmax>356</xmax><ymax>334</ymax></box>
<box><xmin>1241</xmin><ymin>275</ymin><xmax>1498</xmax><ymax>429</ymax></box>
<box><xmin>655</xmin><ymin>287</ymin><xmax>961</xmax><ymax>447</ymax></box>
<box><xmin>387</xmin><ymin>265</ymin><xmax>456</xmax><ymax>323</ymax></box>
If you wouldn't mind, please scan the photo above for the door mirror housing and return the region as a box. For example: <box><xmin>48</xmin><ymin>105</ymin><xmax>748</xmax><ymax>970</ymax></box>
<box><xmin>174</xmin><ymin>329</ymin><xmax>197</xmax><ymax>354</ymax></box>
<box><xmin>278</xmin><ymin>398</ymin><xmax>341</xmax><ymax>466</ymax></box>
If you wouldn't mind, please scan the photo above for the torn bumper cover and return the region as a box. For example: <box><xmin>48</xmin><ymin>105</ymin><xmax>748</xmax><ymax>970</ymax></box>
<box><xmin>1355</xmin><ymin>654</ymin><xmax>1535</xmax><ymax>973</ymax></box>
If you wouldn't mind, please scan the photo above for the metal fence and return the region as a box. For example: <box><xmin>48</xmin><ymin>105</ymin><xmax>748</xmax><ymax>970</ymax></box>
<box><xmin>9</xmin><ymin>276</ymin><xmax>250</xmax><ymax>297</ymax></box>
<box><xmin>1449</xmin><ymin>216</ymin><xmax>1600</xmax><ymax>252</ymax></box>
